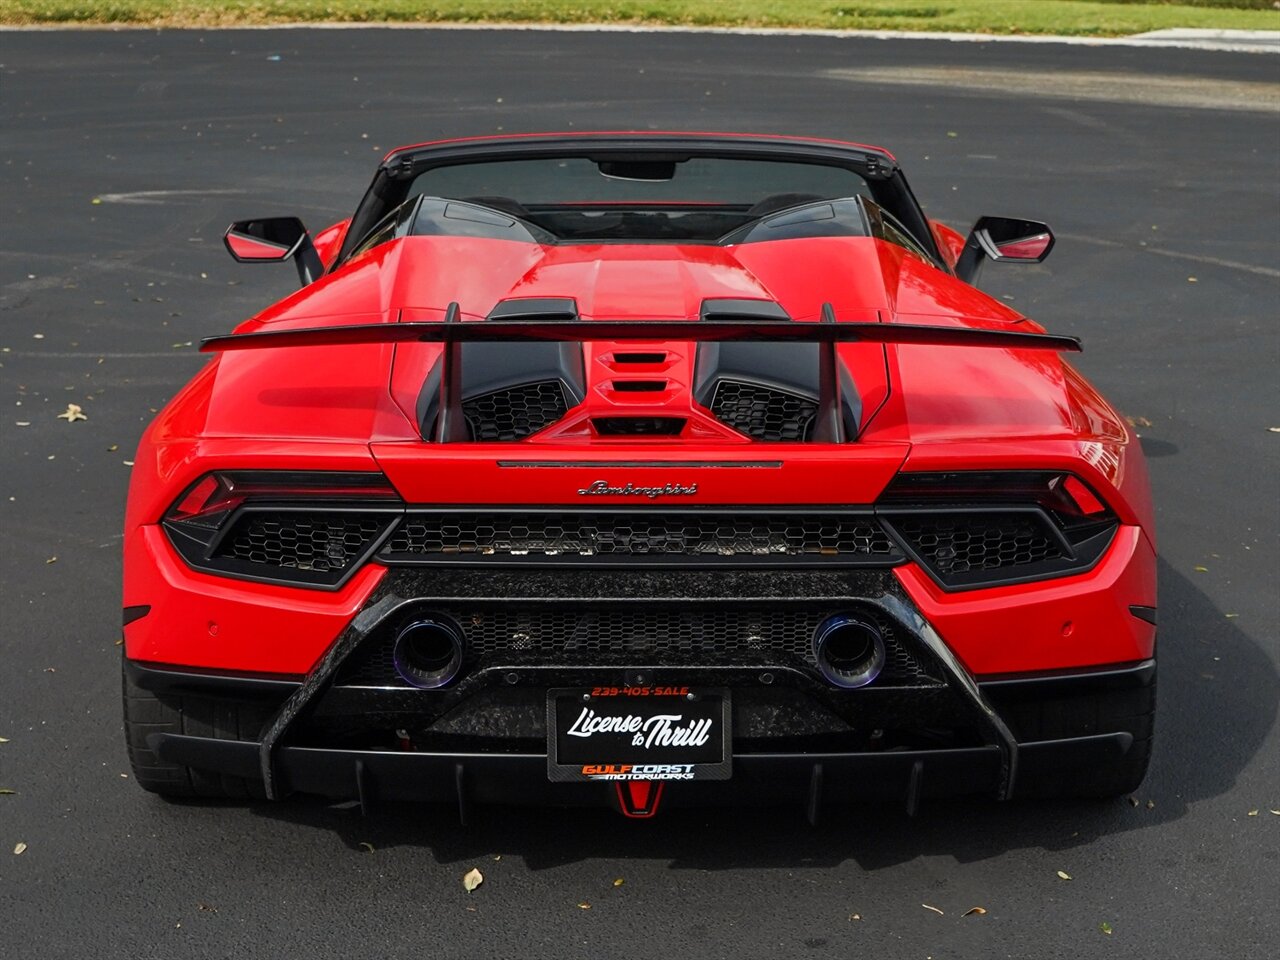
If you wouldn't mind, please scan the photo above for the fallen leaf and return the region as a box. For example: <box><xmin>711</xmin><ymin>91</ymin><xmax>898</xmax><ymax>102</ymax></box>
<box><xmin>1101</xmin><ymin>921</ymin><xmax>1113</xmax><ymax>935</ymax></box>
<box><xmin>13</xmin><ymin>842</ymin><xmax>27</xmax><ymax>855</ymax></box>
<box><xmin>196</xmin><ymin>902</ymin><xmax>218</xmax><ymax>913</ymax></box>
<box><xmin>107</xmin><ymin>444</ymin><xmax>118</xmax><ymax>452</ymax></box>
<box><xmin>123</xmin><ymin>460</ymin><xmax>134</xmax><ymax>467</ymax></box>
<box><xmin>1146</xmin><ymin>799</ymin><xmax>1155</xmax><ymax>810</ymax></box>
<box><xmin>0</xmin><ymin>737</ymin><xmax>9</xmax><ymax>743</ymax></box>
<box><xmin>922</xmin><ymin>903</ymin><xmax>944</xmax><ymax>915</ymax></box>
<box><xmin>963</xmin><ymin>906</ymin><xmax>987</xmax><ymax>917</ymax></box>
<box><xmin>15</xmin><ymin>421</ymin><xmax>30</xmax><ymax>427</ymax></box>
<box><xmin>849</xmin><ymin>913</ymin><xmax>862</xmax><ymax>921</ymax></box>
<box><xmin>1269</xmin><ymin>810</ymin><xmax>1280</xmax><ymax>816</ymax></box>
<box><xmin>946</xmin><ymin>131</ymin><xmax>958</xmax><ymax>138</ymax></box>
<box><xmin>1187</xmin><ymin>277</ymin><xmax>1197</xmax><ymax>283</ymax></box>
<box><xmin>0</xmin><ymin>788</ymin><xmax>16</xmax><ymax>795</ymax></box>
<box><xmin>56</xmin><ymin>403</ymin><xmax>87</xmax><ymax>423</ymax></box>
<box><xmin>1269</xmin><ymin>427</ymin><xmax>1280</xmax><ymax>433</ymax></box>
<box><xmin>1247</xmin><ymin>809</ymin><xmax>1259</xmax><ymax>816</ymax></box>
<box><xmin>1194</xmin><ymin>565</ymin><xmax>1209</xmax><ymax>573</ymax></box>
<box><xmin>577</xmin><ymin>902</ymin><xmax>591</xmax><ymax>910</ymax></box>
<box><xmin>1057</xmin><ymin>870</ymin><xmax>1073</xmax><ymax>881</ymax></box>
<box><xmin>612</xmin><ymin>878</ymin><xmax>624</xmax><ymax>887</ymax></box>
<box><xmin>462</xmin><ymin>867</ymin><xmax>483</xmax><ymax>892</ymax></box>
<box><xmin>1127</xmin><ymin>796</ymin><xmax>1139</xmax><ymax>807</ymax></box>
<box><xmin>358</xmin><ymin>841</ymin><xmax>375</xmax><ymax>853</ymax></box>
<box><xmin>1125</xmin><ymin>415</ymin><xmax>1154</xmax><ymax>428</ymax></box>
<box><xmin>1226</xmin><ymin>613</ymin><xmax>1239</xmax><ymax>619</ymax></box>
<box><xmin>45</xmin><ymin>557</ymin><xmax>57</xmax><ymax>564</ymax></box>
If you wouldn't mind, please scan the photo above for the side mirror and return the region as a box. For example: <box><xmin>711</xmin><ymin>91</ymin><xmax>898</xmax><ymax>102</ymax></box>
<box><xmin>955</xmin><ymin>216</ymin><xmax>1055</xmax><ymax>286</ymax></box>
<box><xmin>224</xmin><ymin>217</ymin><xmax>323</xmax><ymax>286</ymax></box>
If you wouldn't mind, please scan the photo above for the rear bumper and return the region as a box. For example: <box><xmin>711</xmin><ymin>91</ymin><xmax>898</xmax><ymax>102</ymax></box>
<box><xmin>131</xmin><ymin>657</ymin><xmax>1153</xmax><ymax>812</ymax></box>
<box><xmin>148</xmin><ymin>731</ymin><xmax>1133</xmax><ymax>811</ymax></box>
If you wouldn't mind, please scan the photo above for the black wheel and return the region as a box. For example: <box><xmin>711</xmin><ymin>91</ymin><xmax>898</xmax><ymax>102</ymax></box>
<box><xmin>998</xmin><ymin>672</ymin><xmax>1156</xmax><ymax>799</ymax></box>
<box><xmin>122</xmin><ymin>657</ymin><xmax>272</xmax><ymax>799</ymax></box>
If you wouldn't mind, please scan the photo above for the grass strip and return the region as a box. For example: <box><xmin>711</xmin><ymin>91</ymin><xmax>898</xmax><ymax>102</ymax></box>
<box><xmin>1</xmin><ymin>0</ymin><xmax>1277</xmax><ymax>35</ymax></box>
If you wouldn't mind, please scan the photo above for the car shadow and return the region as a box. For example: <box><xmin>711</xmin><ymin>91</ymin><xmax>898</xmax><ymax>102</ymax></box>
<box><xmin>246</xmin><ymin>556</ymin><xmax>1277</xmax><ymax>871</ymax></box>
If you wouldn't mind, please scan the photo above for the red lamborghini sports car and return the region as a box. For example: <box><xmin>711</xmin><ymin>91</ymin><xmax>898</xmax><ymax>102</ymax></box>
<box><xmin>122</xmin><ymin>133</ymin><xmax>1156</xmax><ymax>819</ymax></box>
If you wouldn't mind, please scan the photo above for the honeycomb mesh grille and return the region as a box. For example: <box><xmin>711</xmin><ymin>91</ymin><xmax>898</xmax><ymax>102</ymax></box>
<box><xmin>462</xmin><ymin>380</ymin><xmax>567</xmax><ymax>441</ymax></box>
<box><xmin>888</xmin><ymin>512</ymin><xmax>1065</xmax><ymax>576</ymax></box>
<box><xmin>709</xmin><ymin>380</ymin><xmax>817</xmax><ymax>442</ymax></box>
<box><xmin>381</xmin><ymin>513</ymin><xmax>900</xmax><ymax>560</ymax></box>
<box><xmin>336</xmin><ymin>603</ymin><xmax>938</xmax><ymax>687</ymax></box>
<box><xmin>215</xmin><ymin>512</ymin><xmax>388</xmax><ymax>572</ymax></box>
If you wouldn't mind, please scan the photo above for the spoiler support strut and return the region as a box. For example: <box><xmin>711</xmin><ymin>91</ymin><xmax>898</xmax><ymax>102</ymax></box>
<box><xmin>434</xmin><ymin>302</ymin><xmax>467</xmax><ymax>443</ymax></box>
<box><xmin>812</xmin><ymin>302</ymin><xmax>844</xmax><ymax>444</ymax></box>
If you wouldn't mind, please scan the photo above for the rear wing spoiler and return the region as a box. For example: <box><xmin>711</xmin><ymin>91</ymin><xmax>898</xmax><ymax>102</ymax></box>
<box><xmin>199</xmin><ymin>302</ymin><xmax>1080</xmax><ymax>443</ymax></box>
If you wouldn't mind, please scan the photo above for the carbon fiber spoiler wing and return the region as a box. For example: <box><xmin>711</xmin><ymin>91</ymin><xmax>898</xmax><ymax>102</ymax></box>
<box><xmin>199</xmin><ymin>302</ymin><xmax>1081</xmax><ymax>442</ymax></box>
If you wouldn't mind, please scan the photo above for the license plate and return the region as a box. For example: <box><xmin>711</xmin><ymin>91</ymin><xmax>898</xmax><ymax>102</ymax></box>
<box><xmin>547</xmin><ymin>686</ymin><xmax>732</xmax><ymax>782</ymax></box>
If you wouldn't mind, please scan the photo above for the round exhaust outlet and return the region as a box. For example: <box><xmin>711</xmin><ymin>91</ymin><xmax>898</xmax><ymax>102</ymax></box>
<box><xmin>814</xmin><ymin>615</ymin><xmax>886</xmax><ymax>689</ymax></box>
<box><xmin>392</xmin><ymin>617</ymin><xmax>464</xmax><ymax>689</ymax></box>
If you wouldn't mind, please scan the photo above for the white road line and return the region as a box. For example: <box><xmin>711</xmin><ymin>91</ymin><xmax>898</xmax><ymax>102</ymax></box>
<box><xmin>825</xmin><ymin>66</ymin><xmax>1280</xmax><ymax>112</ymax></box>
<box><xmin>1142</xmin><ymin>248</ymin><xmax>1280</xmax><ymax>279</ymax></box>
<box><xmin>94</xmin><ymin>189</ymin><xmax>245</xmax><ymax>205</ymax></box>
<box><xmin>1061</xmin><ymin>234</ymin><xmax>1280</xmax><ymax>279</ymax></box>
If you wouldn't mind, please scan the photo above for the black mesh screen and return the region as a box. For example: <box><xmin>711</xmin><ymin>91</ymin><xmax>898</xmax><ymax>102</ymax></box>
<box><xmin>462</xmin><ymin>380</ymin><xmax>568</xmax><ymax>441</ymax></box>
<box><xmin>214</xmin><ymin>512</ymin><xmax>388</xmax><ymax>573</ymax></box>
<box><xmin>887</xmin><ymin>512</ymin><xmax>1065</xmax><ymax>577</ymax></box>
<box><xmin>709</xmin><ymin>380</ymin><xmax>817</xmax><ymax>442</ymax></box>
<box><xmin>381</xmin><ymin>512</ymin><xmax>901</xmax><ymax>561</ymax></box>
<box><xmin>336</xmin><ymin>602</ymin><xmax>938</xmax><ymax>687</ymax></box>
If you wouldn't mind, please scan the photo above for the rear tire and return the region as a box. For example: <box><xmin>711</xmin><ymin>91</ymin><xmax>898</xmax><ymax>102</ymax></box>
<box><xmin>122</xmin><ymin>657</ymin><xmax>271</xmax><ymax>800</ymax></box>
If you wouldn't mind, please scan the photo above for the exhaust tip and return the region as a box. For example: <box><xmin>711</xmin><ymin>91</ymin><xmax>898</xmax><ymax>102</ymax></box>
<box><xmin>814</xmin><ymin>614</ymin><xmax>886</xmax><ymax>689</ymax></box>
<box><xmin>392</xmin><ymin>617</ymin><xmax>464</xmax><ymax>689</ymax></box>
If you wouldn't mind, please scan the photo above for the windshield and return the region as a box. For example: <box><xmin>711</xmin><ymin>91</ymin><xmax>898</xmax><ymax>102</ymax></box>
<box><xmin>406</xmin><ymin>157</ymin><xmax>873</xmax><ymax>242</ymax></box>
<box><xmin>412</xmin><ymin>157</ymin><xmax>871</xmax><ymax>205</ymax></box>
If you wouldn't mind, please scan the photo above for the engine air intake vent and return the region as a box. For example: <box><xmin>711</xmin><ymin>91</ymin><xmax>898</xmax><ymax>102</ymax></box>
<box><xmin>709</xmin><ymin>379</ymin><xmax>818</xmax><ymax>442</ymax></box>
<box><xmin>592</xmin><ymin>417</ymin><xmax>686</xmax><ymax>436</ymax></box>
<box><xmin>462</xmin><ymin>380</ymin><xmax>568</xmax><ymax>441</ymax></box>
<box><xmin>380</xmin><ymin>512</ymin><xmax>903</xmax><ymax>565</ymax></box>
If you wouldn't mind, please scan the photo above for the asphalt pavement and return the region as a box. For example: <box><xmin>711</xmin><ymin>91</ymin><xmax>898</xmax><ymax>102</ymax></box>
<box><xmin>0</xmin><ymin>26</ymin><xmax>1277</xmax><ymax>960</ymax></box>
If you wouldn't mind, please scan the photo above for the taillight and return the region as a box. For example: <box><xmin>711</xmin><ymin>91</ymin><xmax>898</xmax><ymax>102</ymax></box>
<box><xmin>162</xmin><ymin>471</ymin><xmax>402</xmax><ymax>589</ymax></box>
<box><xmin>877</xmin><ymin>471</ymin><xmax>1118</xmax><ymax>590</ymax></box>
